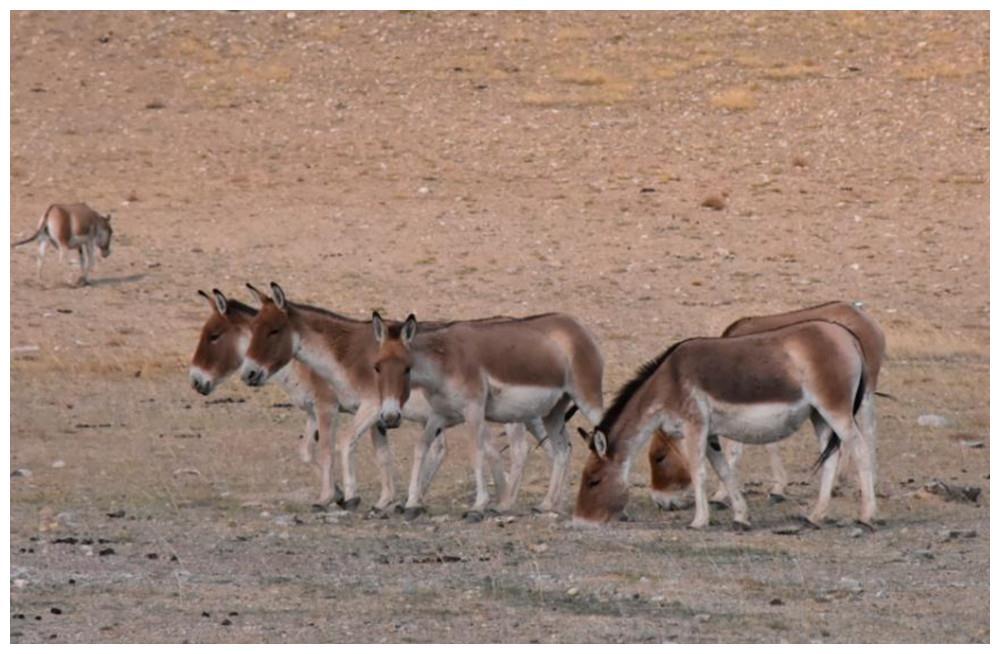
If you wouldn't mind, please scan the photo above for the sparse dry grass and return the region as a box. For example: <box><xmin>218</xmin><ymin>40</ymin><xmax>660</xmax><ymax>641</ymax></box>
<box><xmin>553</xmin><ymin>68</ymin><xmax>611</xmax><ymax>86</ymax></box>
<box><xmin>523</xmin><ymin>78</ymin><xmax>634</xmax><ymax>107</ymax></box>
<box><xmin>900</xmin><ymin>62</ymin><xmax>983</xmax><ymax>81</ymax></box>
<box><xmin>710</xmin><ymin>86</ymin><xmax>757</xmax><ymax>111</ymax></box>
<box><xmin>760</xmin><ymin>63</ymin><xmax>821</xmax><ymax>81</ymax></box>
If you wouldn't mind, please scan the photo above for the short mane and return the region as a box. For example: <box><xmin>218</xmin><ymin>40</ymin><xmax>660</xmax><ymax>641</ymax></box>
<box><xmin>596</xmin><ymin>337</ymin><xmax>698</xmax><ymax>436</ymax></box>
<box><xmin>226</xmin><ymin>299</ymin><xmax>258</xmax><ymax>317</ymax></box>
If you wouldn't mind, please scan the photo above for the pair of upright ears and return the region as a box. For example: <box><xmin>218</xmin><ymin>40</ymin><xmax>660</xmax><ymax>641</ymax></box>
<box><xmin>197</xmin><ymin>288</ymin><xmax>229</xmax><ymax>315</ymax></box>
<box><xmin>371</xmin><ymin>312</ymin><xmax>417</xmax><ymax>346</ymax></box>
<box><xmin>246</xmin><ymin>282</ymin><xmax>287</xmax><ymax>309</ymax></box>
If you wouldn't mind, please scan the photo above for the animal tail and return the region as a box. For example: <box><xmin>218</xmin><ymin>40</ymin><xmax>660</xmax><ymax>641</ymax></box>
<box><xmin>874</xmin><ymin>390</ymin><xmax>898</xmax><ymax>401</ymax></box>
<box><xmin>563</xmin><ymin>403</ymin><xmax>578</xmax><ymax>423</ymax></box>
<box><xmin>11</xmin><ymin>205</ymin><xmax>52</xmax><ymax>248</ymax></box>
<box><xmin>813</xmin><ymin>365</ymin><xmax>867</xmax><ymax>471</ymax></box>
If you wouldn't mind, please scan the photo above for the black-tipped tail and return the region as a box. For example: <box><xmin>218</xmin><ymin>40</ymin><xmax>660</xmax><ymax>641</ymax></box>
<box><xmin>564</xmin><ymin>403</ymin><xmax>578</xmax><ymax>423</ymax></box>
<box><xmin>813</xmin><ymin>434</ymin><xmax>841</xmax><ymax>472</ymax></box>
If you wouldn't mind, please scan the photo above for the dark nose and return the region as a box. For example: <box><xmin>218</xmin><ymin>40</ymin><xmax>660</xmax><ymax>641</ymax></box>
<box><xmin>243</xmin><ymin>367</ymin><xmax>262</xmax><ymax>386</ymax></box>
<box><xmin>192</xmin><ymin>378</ymin><xmax>210</xmax><ymax>395</ymax></box>
<box><xmin>380</xmin><ymin>412</ymin><xmax>401</xmax><ymax>429</ymax></box>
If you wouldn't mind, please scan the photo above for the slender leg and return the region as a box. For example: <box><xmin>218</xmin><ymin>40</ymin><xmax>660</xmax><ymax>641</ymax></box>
<box><xmin>405</xmin><ymin>416</ymin><xmax>445</xmax><ymax>510</ymax></box>
<box><xmin>497</xmin><ymin>423</ymin><xmax>530</xmax><ymax>512</ymax></box>
<box><xmin>684</xmin><ymin>421</ymin><xmax>711</xmax><ymax>529</ymax></box>
<box><xmin>419</xmin><ymin>429</ymin><xmax>447</xmax><ymax>496</ymax></box>
<box><xmin>299</xmin><ymin>412</ymin><xmax>317</xmax><ymax>464</ymax></box>
<box><xmin>337</xmin><ymin>402</ymin><xmax>378</xmax><ymax>508</ymax></box>
<box><xmin>705</xmin><ymin>436</ymin><xmax>750</xmax><ymax>528</ymax></box>
<box><xmin>35</xmin><ymin>239</ymin><xmax>48</xmax><ymax>282</ymax></box>
<box><xmin>806</xmin><ymin>415</ymin><xmax>840</xmax><ymax>526</ymax></box>
<box><xmin>483</xmin><ymin>428</ymin><xmax>508</xmax><ymax>503</ymax></box>
<box><xmin>76</xmin><ymin>246</ymin><xmax>88</xmax><ymax>286</ymax></box>
<box><xmin>766</xmin><ymin>443</ymin><xmax>789</xmax><ymax>498</ymax></box>
<box><xmin>711</xmin><ymin>439</ymin><xmax>742</xmax><ymax>503</ymax></box>
<box><xmin>846</xmin><ymin>417</ymin><xmax>877</xmax><ymax>526</ymax></box>
<box><xmin>464</xmin><ymin>406</ymin><xmax>492</xmax><ymax>512</ymax></box>
<box><xmin>370</xmin><ymin>424</ymin><xmax>397</xmax><ymax>510</ymax></box>
<box><xmin>313</xmin><ymin>409</ymin><xmax>341</xmax><ymax>506</ymax></box>
<box><xmin>856</xmin><ymin>394</ymin><xmax>878</xmax><ymax>490</ymax></box>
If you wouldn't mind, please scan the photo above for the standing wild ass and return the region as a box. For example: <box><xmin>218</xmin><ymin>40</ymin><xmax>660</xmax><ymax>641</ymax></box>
<box><xmin>370</xmin><ymin>310</ymin><xmax>605</xmax><ymax>520</ymax></box>
<box><xmin>13</xmin><ymin>203</ymin><xmax>113</xmax><ymax>286</ymax></box>
<box><xmin>189</xmin><ymin>289</ymin><xmax>346</xmax><ymax>506</ymax></box>
<box><xmin>238</xmin><ymin>283</ymin><xmax>515</xmax><ymax>514</ymax></box>
<box><xmin>575</xmin><ymin>320</ymin><xmax>877</xmax><ymax>530</ymax></box>
<box><xmin>648</xmin><ymin>301</ymin><xmax>886</xmax><ymax>509</ymax></box>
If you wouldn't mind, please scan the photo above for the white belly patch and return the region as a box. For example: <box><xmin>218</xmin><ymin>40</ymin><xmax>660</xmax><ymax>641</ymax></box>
<box><xmin>709</xmin><ymin>399</ymin><xmax>812</xmax><ymax>444</ymax></box>
<box><xmin>485</xmin><ymin>378</ymin><xmax>563</xmax><ymax>422</ymax></box>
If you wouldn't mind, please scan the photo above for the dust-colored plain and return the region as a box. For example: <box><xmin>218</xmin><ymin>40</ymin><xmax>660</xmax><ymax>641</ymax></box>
<box><xmin>10</xmin><ymin>11</ymin><xmax>988</xmax><ymax>643</ymax></box>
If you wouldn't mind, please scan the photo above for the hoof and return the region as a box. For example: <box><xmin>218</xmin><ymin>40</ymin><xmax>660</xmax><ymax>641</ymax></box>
<box><xmin>687</xmin><ymin>521</ymin><xmax>709</xmax><ymax>531</ymax></box>
<box><xmin>366</xmin><ymin>507</ymin><xmax>390</xmax><ymax>520</ymax></box>
<box><xmin>855</xmin><ymin>519</ymin><xmax>877</xmax><ymax>533</ymax></box>
<box><xmin>733</xmin><ymin>520</ymin><xmax>752</xmax><ymax>532</ymax></box>
<box><xmin>333</xmin><ymin>484</ymin><xmax>345</xmax><ymax>505</ymax></box>
<box><xmin>709</xmin><ymin>499</ymin><xmax>730</xmax><ymax>510</ymax></box>
<box><xmin>768</xmin><ymin>493</ymin><xmax>786</xmax><ymax>504</ymax></box>
<box><xmin>403</xmin><ymin>506</ymin><xmax>426</xmax><ymax>521</ymax></box>
<box><xmin>484</xmin><ymin>508</ymin><xmax>500</xmax><ymax>517</ymax></box>
<box><xmin>340</xmin><ymin>496</ymin><xmax>361</xmax><ymax>511</ymax></box>
<box><xmin>393</xmin><ymin>504</ymin><xmax>406</xmax><ymax>515</ymax></box>
<box><xmin>618</xmin><ymin>513</ymin><xmax>630</xmax><ymax>523</ymax></box>
<box><xmin>798</xmin><ymin>515</ymin><xmax>822</xmax><ymax>530</ymax></box>
<box><xmin>463</xmin><ymin>510</ymin><xmax>484</xmax><ymax>524</ymax></box>
<box><xmin>310</xmin><ymin>502</ymin><xmax>331</xmax><ymax>513</ymax></box>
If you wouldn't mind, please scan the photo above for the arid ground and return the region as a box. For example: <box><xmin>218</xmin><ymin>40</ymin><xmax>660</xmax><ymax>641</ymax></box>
<box><xmin>10</xmin><ymin>11</ymin><xmax>989</xmax><ymax>643</ymax></box>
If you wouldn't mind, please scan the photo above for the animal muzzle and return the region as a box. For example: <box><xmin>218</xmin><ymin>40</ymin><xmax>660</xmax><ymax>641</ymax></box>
<box><xmin>378</xmin><ymin>400</ymin><xmax>403</xmax><ymax>430</ymax></box>
<box><xmin>241</xmin><ymin>362</ymin><xmax>267</xmax><ymax>387</ymax></box>
<box><xmin>189</xmin><ymin>369</ymin><xmax>214</xmax><ymax>396</ymax></box>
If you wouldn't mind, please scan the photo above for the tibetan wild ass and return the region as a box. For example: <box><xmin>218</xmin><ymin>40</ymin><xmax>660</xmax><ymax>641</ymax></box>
<box><xmin>648</xmin><ymin>301</ymin><xmax>886</xmax><ymax>509</ymax></box>
<box><xmin>13</xmin><ymin>203</ymin><xmax>113</xmax><ymax>286</ymax></box>
<box><xmin>369</xmin><ymin>310</ymin><xmax>605</xmax><ymax>520</ymax></box>
<box><xmin>575</xmin><ymin>320</ymin><xmax>876</xmax><ymax>530</ymax></box>
<box><xmin>189</xmin><ymin>289</ymin><xmax>346</xmax><ymax>506</ymax></box>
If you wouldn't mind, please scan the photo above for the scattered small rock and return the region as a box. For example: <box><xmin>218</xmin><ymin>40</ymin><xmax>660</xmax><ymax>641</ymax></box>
<box><xmin>772</xmin><ymin>524</ymin><xmax>803</xmax><ymax>536</ymax></box>
<box><xmin>912</xmin><ymin>549</ymin><xmax>935</xmax><ymax>560</ymax></box>
<box><xmin>221</xmin><ymin>618</ymin><xmax>232</xmax><ymax>626</ymax></box>
<box><xmin>701</xmin><ymin>195</ymin><xmax>726</xmax><ymax>211</ymax></box>
<box><xmin>848</xmin><ymin>527</ymin><xmax>865</xmax><ymax>538</ymax></box>
<box><xmin>146</xmin><ymin>553</ymin><xmax>159</xmax><ymax>560</ymax></box>
<box><xmin>941</xmin><ymin>528</ymin><xmax>977</xmax><ymax>541</ymax></box>
<box><xmin>173</xmin><ymin>468</ymin><xmax>202</xmax><ymax>477</ymax></box>
<box><xmin>106</xmin><ymin>509</ymin><xmax>126</xmax><ymax>519</ymax></box>
<box><xmin>922</xmin><ymin>479</ymin><xmax>981</xmax><ymax>505</ymax></box>
<box><xmin>917</xmin><ymin>414</ymin><xmax>950</xmax><ymax>428</ymax></box>
<box><xmin>98</xmin><ymin>547</ymin><xmax>115</xmax><ymax>556</ymax></box>
<box><xmin>50</xmin><ymin>608</ymin><xmax>62</xmax><ymax>615</ymax></box>
<box><xmin>566</xmin><ymin>587</ymin><xmax>579</xmax><ymax>597</ymax></box>
<box><xmin>770</xmin><ymin>598</ymin><xmax>784</xmax><ymax>606</ymax></box>
<box><xmin>51</xmin><ymin>460</ymin><xmax>66</xmax><ymax>469</ymax></box>
<box><xmin>11</xmin><ymin>468</ymin><xmax>32</xmax><ymax>478</ymax></box>
<box><xmin>201</xmin><ymin>611</ymin><xmax>211</xmax><ymax>618</ymax></box>
<box><xmin>838</xmin><ymin>577</ymin><xmax>863</xmax><ymax>594</ymax></box>
<box><xmin>13</xmin><ymin>579</ymin><xmax>28</xmax><ymax>589</ymax></box>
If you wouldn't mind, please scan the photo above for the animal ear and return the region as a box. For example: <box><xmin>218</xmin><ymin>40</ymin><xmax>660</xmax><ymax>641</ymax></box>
<box><xmin>197</xmin><ymin>289</ymin><xmax>216</xmax><ymax>312</ymax></box>
<box><xmin>245</xmin><ymin>283</ymin><xmax>268</xmax><ymax>306</ymax></box>
<box><xmin>593</xmin><ymin>430</ymin><xmax>608</xmax><ymax>459</ymax></box>
<box><xmin>372</xmin><ymin>311</ymin><xmax>386</xmax><ymax>345</ymax></box>
<box><xmin>211</xmin><ymin>289</ymin><xmax>228</xmax><ymax>316</ymax></box>
<box><xmin>269</xmin><ymin>282</ymin><xmax>287</xmax><ymax>311</ymax></box>
<box><xmin>401</xmin><ymin>314</ymin><xmax>417</xmax><ymax>346</ymax></box>
<box><xmin>576</xmin><ymin>427</ymin><xmax>591</xmax><ymax>443</ymax></box>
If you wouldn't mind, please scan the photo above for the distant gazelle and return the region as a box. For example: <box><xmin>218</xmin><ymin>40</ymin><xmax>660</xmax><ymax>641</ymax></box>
<box><xmin>575</xmin><ymin>320</ymin><xmax>877</xmax><ymax>530</ymax></box>
<box><xmin>12</xmin><ymin>203</ymin><xmax>113</xmax><ymax>286</ymax></box>
<box><xmin>647</xmin><ymin>301</ymin><xmax>886</xmax><ymax>509</ymax></box>
<box><xmin>189</xmin><ymin>289</ymin><xmax>345</xmax><ymax>506</ymax></box>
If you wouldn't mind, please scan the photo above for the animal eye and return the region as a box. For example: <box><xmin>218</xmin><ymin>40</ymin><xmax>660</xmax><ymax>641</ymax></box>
<box><xmin>588</xmin><ymin>477</ymin><xmax>602</xmax><ymax>488</ymax></box>
<box><xmin>405</xmin><ymin>366</ymin><xmax>411</xmax><ymax>374</ymax></box>
<box><xmin>209</xmin><ymin>332</ymin><xmax>222</xmax><ymax>343</ymax></box>
<box><xmin>268</xmin><ymin>328</ymin><xmax>280</xmax><ymax>337</ymax></box>
<box><xmin>374</xmin><ymin>363</ymin><xmax>381</xmax><ymax>373</ymax></box>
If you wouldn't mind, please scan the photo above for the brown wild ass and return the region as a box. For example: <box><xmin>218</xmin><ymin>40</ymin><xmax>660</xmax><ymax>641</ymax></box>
<box><xmin>13</xmin><ymin>203</ymin><xmax>113</xmax><ymax>286</ymax></box>
<box><xmin>370</xmin><ymin>310</ymin><xmax>605</xmax><ymax>519</ymax></box>
<box><xmin>648</xmin><ymin>301</ymin><xmax>886</xmax><ymax>509</ymax></box>
<box><xmin>238</xmin><ymin>283</ymin><xmax>513</xmax><ymax>514</ymax></box>
<box><xmin>188</xmin><ymin>289</ymin><xmax>346</xmax><ymax>506</ymax></box>
<box><xmin>575</xmin><ymin>320</ymin><xmax>877</xmax><ymax>530</ymax></box>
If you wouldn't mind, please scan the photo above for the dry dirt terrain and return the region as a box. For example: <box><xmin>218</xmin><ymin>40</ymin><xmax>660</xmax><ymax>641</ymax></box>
<box><xmin>9</xmin><ymin>11</ymin><xmax>989</xmax><ymax>643</ymax></box>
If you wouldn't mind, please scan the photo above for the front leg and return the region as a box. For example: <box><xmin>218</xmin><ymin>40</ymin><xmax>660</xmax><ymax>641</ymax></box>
<box><xmin>705</xmin><ymin>435</ymin><xmax>750</xmax><ymax>529</ymax></box>
<box><xmin>497</xmin><ymin>423</ymin><xmax>530</xmax><ymax>512</ymax></box>
<box><xmin>464</xmin><ymin>405</ymin><xmax>492</xmax><ymax>515</ymax></box>
<box><xmin>299</xmin><ymin>412</ymin><xmax>317</xmax><ymax>464</ymax></box>
<box><xmin>313</xmin><ymin>408</ymin><xmax>341</xmax><ymax>507</ymax></box>
<box><xmin>370</xmin><ymin>424</ymin><xmax>397</xmax><ymax>510</ymax></box>
<box><xmin>405</xmin><ymin>415</ymin><xmax>446</xmax><ymax>513</ymax></box>
<box><xmin>337</xmin><ymin>401</ymin><xmax>378</xmax><ymax>509</ymax></box>
<box><xmin>683</xmin><ymin>420</ymin><xmax>711</xmax><ymax>529</ymax></box>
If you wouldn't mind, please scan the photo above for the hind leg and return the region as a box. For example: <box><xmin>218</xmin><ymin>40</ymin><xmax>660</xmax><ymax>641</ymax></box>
<box><xmin>805</xmin><ymin>414</ymin><xmax>839</xmax><ymax>526</ymax></box>
<box><xmin>710</xmin><ymin>439</ymin><xmax>742</xmax><ymax>503</ymax></box>
<box><xmin>705</xmin><ymin>436</ymin><xmax>750</xmax><ymax>528</ymax></box>
<box><xmin>497</xmin><ymin>422</ymin><xmax>530</xmax><ymax>512</ymax></box>
<box><xmin>35</xmin><ymin>239</ymin><xmax>48</xmax><ymax>282</ymax></box>
<box><xmin>766</xmin><ymin>443</ymin><xmax>789</xmax><ymax>499</ymax></box>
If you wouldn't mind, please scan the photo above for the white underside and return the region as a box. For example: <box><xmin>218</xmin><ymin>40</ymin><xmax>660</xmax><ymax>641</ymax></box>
<box><xmin>484</xmin><ymin>377</ymin><xmax>563</xmax><ymax>422</ymax></box>
<box><xmin>707</xmin><ymin>397</ymin><xmax>812</xmax><ymax>444</ymax></box>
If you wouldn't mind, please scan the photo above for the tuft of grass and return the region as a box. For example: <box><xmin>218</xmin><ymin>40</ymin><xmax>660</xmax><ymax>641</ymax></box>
<box><xmin>553</xmin><ymin>68</ymin><xmax>610</xmax><ymax>86</ymax></box>
<box><xmin>760</xmin><ymin>63</ymin><xmax>820</xmax><ymax>81</ymax></box>
<box><xmin>901</xmin><ymin>62</ymin><xmax>982</xmax><ymax>81</ymax></box>
<box><xmin>701</xmin><ymin>195</ymin><xmax>726</xmax><ymax>211</ymax></box>
<box><xmin>523</xmin><ymin>80</ymin><xmax>633</xmax><ymax>108</ymax></box>
<box><xmin>710</xmin><ymin>87</ymin><xmax>756</xmax><ymax>111</ymax></box>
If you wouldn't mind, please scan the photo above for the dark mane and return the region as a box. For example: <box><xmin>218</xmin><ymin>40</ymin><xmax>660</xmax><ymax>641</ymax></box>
<box><xmin>289</xmin><ymin>301</ymin><xmax>367</xmax><ymax>323</ymax></box>
<box><xmin>596</xmin><ymin>337</ymin><xmax>699</xmax><ymax>436</ymax></box>
<box><xmin>225</xmin><ymin>299</ymin><xmax>258</xmax><ymax>318</ymax></box>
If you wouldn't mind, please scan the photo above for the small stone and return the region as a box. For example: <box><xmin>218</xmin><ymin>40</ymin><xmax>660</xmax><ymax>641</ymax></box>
<box><xmin>529</xmin><ymin>543</ymin><xmax>549</xmax><ymax>554</ymax></box>
<box><xmin>941</xmin><ymin>528</ymin><xmax>978</xmax><ymax>541</ymax></box>
<box><xmin>51</xmin><ymin>460</ymin><xmax>65</xmax><ymax>469</ymax></box>
<box><xmin>566</xmin><ymin>587</ymin><xmax>579</xmax><ymax>596</ymax></box>
<box><xmin>11</xmin><ymin>468</ymin><xmax>32</xmax><ymax>478</ymax></box>
<box><xmin>838</xmin><ymin>577</ymin><xmax>863</xmax><ymax>593</ymax></box>
<box><xmin>13</xmin><ymin>579</ymin><xmax>28</xmax><ymax>589</ymax></box>
<box><xmin>221</xmin><ymin>618</ymin><xmax>232</xmax><ymax>626</ymax></box>
<box><xmin>50</xmin><ymin>608</ymin><xmax>62</xmax><ymax>615</ymax></box>
<box><xmin>98</xmin><ymin>547</ymin><xmax>115</xmax><ymax>556</ymax></box>
<box><xmin>770</xmin><ymin>598</ymin><xmax>784</xmax><ymax>606</ymax></box>
<box><xmin>695</xmin><ymin>613</ymin><xmax>712</xmax><ymax>623</ymax></box>
<box><xmin>917</xmin><ymin>414</ymin><xmax>950</xmax><ymax>428</ymax></box>
<box><xmin>849</xmin><ymin>527</ymin><xmax>864</xmax><ymax>538</ymax></box>
<box><xmin>913</xmin><ymin>549</ymin><xmax>935</xmax><ymax>560</ymax></box>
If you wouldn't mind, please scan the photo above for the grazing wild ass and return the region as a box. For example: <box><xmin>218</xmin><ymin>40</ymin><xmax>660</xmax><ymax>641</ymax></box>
<box><xmin>370</xmin><ymin>310</ymin><xmax>605</xmax><ymax>519</ymax></box>
<box><xmin>13</xmin><ymin>203</ymin><xmax>113</xmax><ymax>286</ymax></box>
<box><xmin>574</xmin><ymin>320</ymin><xmax>877</xmax><ymax>530</ymax></box>
<box><xmin>647</xmin><ymin>301</ymin><xmax>886</xmax><ymax>510</ymax></box>
<box><xmin>237</xmin><ymin>283</ymin><xmax>514</xmax><ymax>514</ymax></box>
<box><xmin>189</xmin><ymin>289</ymin><xmax>345</xmax><ymax>506</ymax></box>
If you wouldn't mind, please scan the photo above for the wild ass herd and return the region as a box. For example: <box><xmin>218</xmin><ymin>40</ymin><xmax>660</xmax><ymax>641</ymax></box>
<box><xmin>189</xmin><ymin>283</ymin><xmax>888</xmax><ymax>531</ymax></box>
<box><xmin>12</xmin><ymin>206</ymin><xmax>888</xmax><ymax>530</ymax></box>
